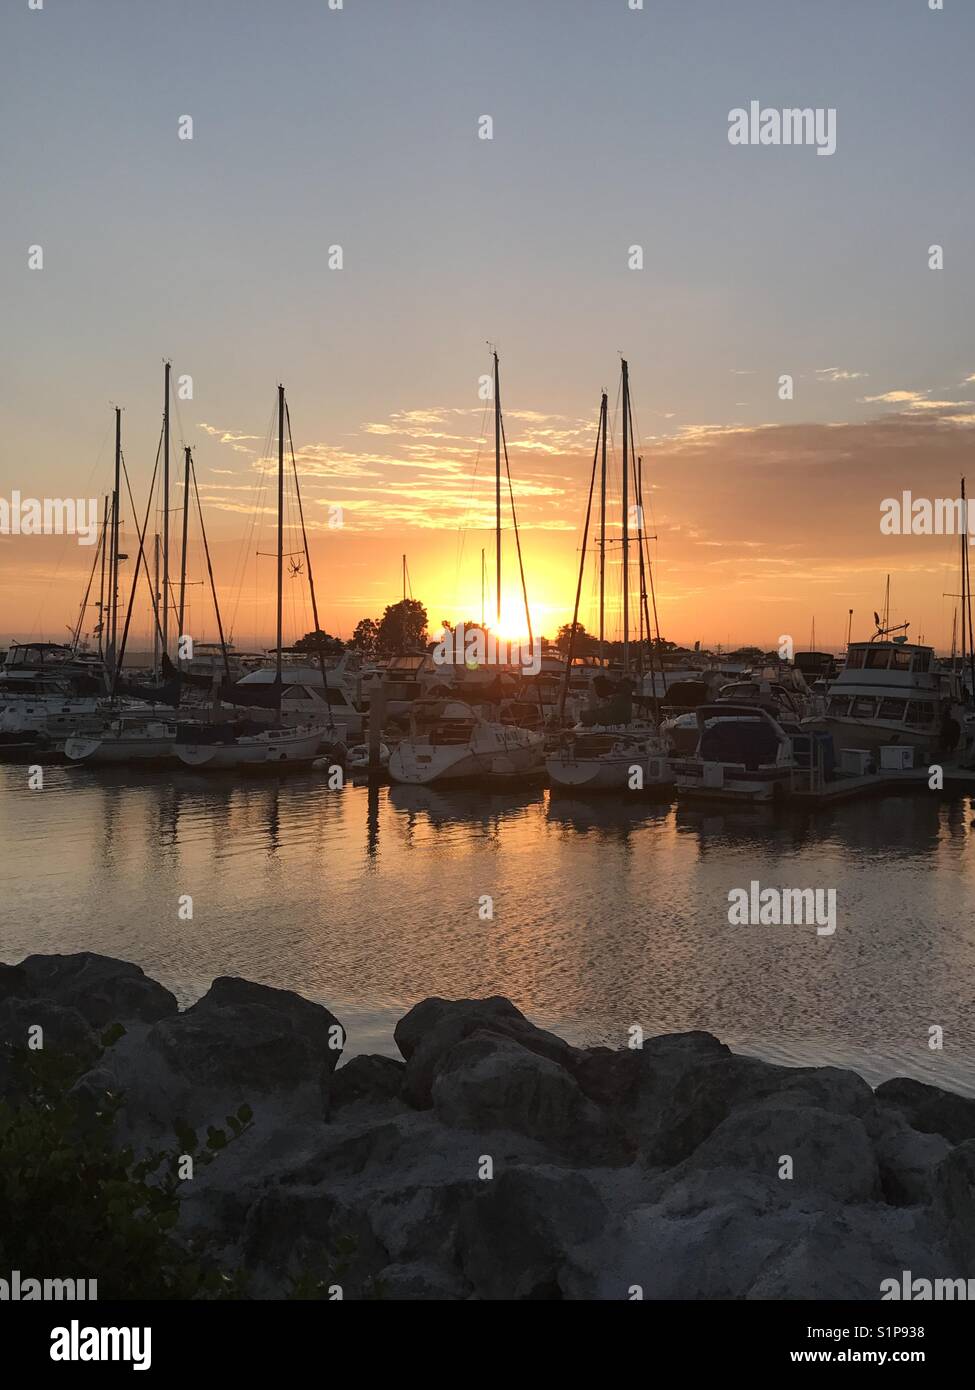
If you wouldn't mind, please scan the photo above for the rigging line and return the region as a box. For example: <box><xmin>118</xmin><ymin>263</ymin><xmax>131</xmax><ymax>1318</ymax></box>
<box><xmin>191</xmin><ymin>455</ymin><xmax>231</xmax><ymax>680</ymax></box>
<box><xmin>499</xmin><ymin>409</ymin><xmax>532</xmax><ymax>646</ymax></box>
<box><xmin>629</xmin><ymin>396</ymin><xmax>664</xmax><ymax>708</ymax></box>
<box><xmin>227</xmin><ymin>401</ymin><xmax>276</xmax><ymax>640</ymax></box>
<box><xmin>112</xmin><ymin>447</ymin><xmax>164</xmax><ymax>693</ymax></box>
<box><xmin>72</xmin><ymin>521</ymin><xmax>105</xmax><ymax>648</ymax></box>
<box><xmin>558</xmin><ymin>400</ymin><xmax>603</xmax><ymax>722</ymax></box>
<box><xmin>454</xmin><ymin>394</ymin><xmax>492</xmax><ymax>607</ymax></box>
<box><xmin>287</xmin><ymin>400</ymin><xmax>336</xmax><ymax>730</ymax></box>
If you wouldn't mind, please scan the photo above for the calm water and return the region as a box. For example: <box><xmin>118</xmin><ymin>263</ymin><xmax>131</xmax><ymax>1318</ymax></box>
<box><xmin>2</xmin><ymin>762</ymin><xmax>974</xmax><ymax>1095</ymax></box>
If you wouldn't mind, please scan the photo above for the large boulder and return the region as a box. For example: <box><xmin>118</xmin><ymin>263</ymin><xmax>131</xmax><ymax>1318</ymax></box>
<box><xmin>431</xmin><ymin>1032</ymin><xmax>622</xmax><ymax>1161</ymax></box>
<box><xmin>394</xmin><ymin>996</ymin><xmax>579</xmax><ymax>1109</ymax></box>
<box><xmin>876</xmin><ymin>1076</ymin><xmax>975</xmax><ymax>1146</ymax></box>
<box><xmin>458</xmin><ymin>1166</ymin><xmax>608</xmax><ymax>1299</ymax></box>
<box><xmin>14</xmin><ymin>953</ymin><xmax>177</xmax><ymax>1029</ymax></box>
<box><xmin>74</xmin><ymin>976</ymin><xmax>345</xmax><ymax>1145</ymax></box>
<box><xmin>932</xmin><ymin>1139</ymin><xmax>975</xmax><ymax>1266</ymax></box>
<box><xmin>674</xmin><ymin>1100</ymin><xmax>881</xmax><ymax>1205</ymax></box>
<box><xmin>331</xmin><ymin>1054</ymin><xmax>405</xmax><ymax>1110</ymax></box>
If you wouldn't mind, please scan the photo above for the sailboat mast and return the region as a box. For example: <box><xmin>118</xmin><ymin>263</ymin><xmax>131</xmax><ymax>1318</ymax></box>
<box><xmin>152</xmin><ymin>535</ymin><xmax>160</xmax><ymax>677</ymax></box>
<box><xmin>621</xmin><ymin>359</ymin><xmax>630</xmax><ymax>672</ymax></box>
<box><xmin>599</xmin><ymin>390</ymin><xmax>607</xmax><ymax>661</ymax></box>
<box><xmin>97</xmin><ymin>493</ymin><xmax>108</xmax><ymax>660</ymax></box>
<box><xmin>276</xmin><ymin>384</ymin><xmax>285</xmax><ymax>686</ymax></box>
<box><xmin>107</xmin><ymin>407</ymin><xmax>121</xmax><ymax>674</ymax></box>
<box><xmin>178</xmin><ymin>445</ymin><xmax>191</xmax><ymax>653</ymax></box>
<box><xmin>481</xmin><ymin>548</ymin><xmax>485</xmax><ymax>628</ymax></box>
<box><xmin>163</xmin><ymin>361</ymin><xmax>171</xmax><ymax>658</ymax></box>
<box><xmin>494</xmin><ymin>351</ymin><xmax>501</xmax><ymax>626</ymax></box>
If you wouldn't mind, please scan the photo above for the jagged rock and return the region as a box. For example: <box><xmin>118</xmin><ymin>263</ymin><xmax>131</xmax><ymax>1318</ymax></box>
<box><xmin>394</xmin><ymin>996</ymin><xmax>578</xmax><ymax>1109</ymax></box>
<box><xmin>431</xmin><ymin>1032</ymin><xmax>622</xmax><ymax>1161</ymax></box>
<box><xmin>150</xmin><ymin>976</ymin><xmax>343</xmax><ymax>1096</ymax></box>
<box><xmin>676</xmin><ymin>1100</ymin><xmax>881</xmax><ymax>1205</ymax></box>
<box><xmin>0</xmin><ymin>962</ymin><xmax>32</xmax><ymax>1004</ymax></box>
<box><xmin>933</xmin><ymin>1139</ymin><xmax>975</xmax><ymax>1265</ymax></box>
<box><xmin>374</xmin><ymin>1260</ymin><xmax>470</xmax><ymax>1300</ymax></box>
<box><xmin>458</xmin><ymin>1166</ymin><xmax>607</xmax><ymax>1299</ymax></box>
<box><xmin>876</xmin><ymin>1076</ymin><xmax>975</xmax><ymax>1145</ymax></box>
<box><xmin>871</xmin><ymin>1114</ymin><xmax>952</xmax><ymax>1206</ymax></box>
<box><xmin>331</xmin><ymin>1054</ymin><xmax>405</xmax><ymax>1109</ymax></box>
<box><xmin>70</xmin><ymin>976</ymin><xmax>345</xmax><ymax>1145</ymax></box>
<box><xmin>17</xmin><ymin>953</ymin><xmax>177</xmax><ymax>1028</ymax></box>
<box><xmin>0</xmin><ymin>996</ymin><xmax>99</xmax><ymax>1064</ymax></box>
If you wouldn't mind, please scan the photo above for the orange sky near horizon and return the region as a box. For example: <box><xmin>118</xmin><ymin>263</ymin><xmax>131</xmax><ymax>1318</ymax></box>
<box><xmin>4</xmin><ymin>394</ymin><xmax>975</xmax><ymax>658</ymax></box>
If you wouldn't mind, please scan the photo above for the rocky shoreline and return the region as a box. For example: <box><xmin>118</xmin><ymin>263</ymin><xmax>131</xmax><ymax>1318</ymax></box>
<box><xmin>2</xmin><ymin>952</ymin><xmax>974</xmax><ymax>1300</ymax></box>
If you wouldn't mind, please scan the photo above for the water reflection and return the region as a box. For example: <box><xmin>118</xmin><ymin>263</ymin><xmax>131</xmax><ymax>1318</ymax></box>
<box><xmin>1</xmin><ymin>765</ymin><xmax>973</xmax><ymax>1095</ymax></box>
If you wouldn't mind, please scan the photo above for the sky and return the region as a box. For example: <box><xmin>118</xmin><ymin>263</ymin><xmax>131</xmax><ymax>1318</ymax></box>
<box><xmin>2</xmin><ymin>0</ymin><xmax>974</xmax><ymax>654</ymax></box>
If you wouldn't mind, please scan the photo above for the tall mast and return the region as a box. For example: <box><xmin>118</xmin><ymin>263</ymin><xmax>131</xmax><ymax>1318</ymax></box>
<box><xmin>402</xmin><ymin>554</ymin><xmax>406</xmax><ymax>603</ymax></box>
<box><xmin>152</xmin><ymin>535</ymin><xmax>160</xmax><ymax>677</ymax></box>
<box><xmin>481</xmin><ymin>548</ymin><xmax>485</xmax><ymax>628</ymax></box>
<box><xmin>621</xmin><ymin>359</ymin><xmax>630</xmax><ymax>673</ymax></box>
<box><xmin>107</xmin><ymin>407</ymin><xmax>121</xmax><ymax>675</ymax></box>
<box><xmin>494</xmin><ymin>351</ymin><xmax>501</xmax><ymax>627</ymax></box>
<box><xmin>97</xmin><ymin>493</ymin><xmax>108</xmax><ymax>660</ymax></box>
<box><xmin>178</xmin><ymin>445</ymin><xmax>191</xmax><ymax>654</ymax></box>
<box><xmin>163</xmin><ymin>360</ymin><xmax>171</xmax><ymax>657</ymax></box>
<box><xmin>276</xmin><ymin>384</ymin><xmax>285</xmax><ymax>686</ymax></box>
<box><xmin>599</xmin><ymin>391</ymin><xmax>607</xmax><ymax>661</ymax></box>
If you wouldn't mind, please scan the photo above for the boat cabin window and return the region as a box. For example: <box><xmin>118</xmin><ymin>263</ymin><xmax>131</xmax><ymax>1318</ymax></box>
<box><xmin>877</xmin><ymin>698</ymin><xmax>907</xmax><ymax>722</ymax></box>
<box><xmin>891</xmin><ymin>648</ymin><xmax>913</xmax><ymax>671</ymax></box>
<box><xmin>827</xmin><ymin>696</ymin><xmax>852</xmax><ymax>717</ymax></box>
<box><xmin>846</xmin><ymin>648</ymin><xmax>865</xmax><ymax>670</ymax></box>
<box><xmin>914</xmin><ymin>651</ymin><xmax>931</xmax><ymax>673</ymax></box>
<box><xmin>865</xmin><ymin>649</ymin><xmax>891</xmax><ymax>670</ymax></box>
<box><xmin>905</xmin><ymin>701</ymin><xmax>935</xmax><ymax>726</ymax></box>
<box><xmin>852</xmin><ymin>697</ymin><xmax>877</xmax><ymax>718</ymax></box>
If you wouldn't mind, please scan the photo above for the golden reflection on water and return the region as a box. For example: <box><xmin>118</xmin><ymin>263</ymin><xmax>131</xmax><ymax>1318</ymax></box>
<box><xmin>1</xmin><ymin>764</ymin><xmax>973</xmax><ymax>1093</ymax></box>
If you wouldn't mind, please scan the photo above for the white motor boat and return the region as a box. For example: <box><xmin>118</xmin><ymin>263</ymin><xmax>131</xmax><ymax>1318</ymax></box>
<box><xmin>388</xmin><ymin>699</ymin><xmax>544</xmax><ymax>786</ymax></box>
<box><xmin>64</xmin><ymin>717</ymin><xmax>180</xmax><ymax>766</ymax></box>
<box><xmin>546</xmin><ymin>723</ymin><xmax>673</xmax><ymax>791</ymax></box>
<box><xmin>671</xmin><ymin>703</ymin><xmax>802</xmax><ymax>804</ymax></box>
<box><xmin>809</xmin><ymin>637</ymin><xmax>964</xmax><ymax>759</ymax></box>
<box><xmin>173</xmin><ymin>723</ymin><xmax>324</xmax><ymax>770</ymax></box>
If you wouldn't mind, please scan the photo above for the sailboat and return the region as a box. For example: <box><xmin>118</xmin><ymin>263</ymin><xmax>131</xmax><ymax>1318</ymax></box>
<box><xmin>546</xmin><ymin>361</ymin><xmax>673</xmax><ymax>793</ymax></box>
<box><xmin>173</xmin><ymin>385</ymin><xmax>327</xmax><ymax>771</ymax></box>
<box><xmin>389</xmin><ymin>350</ymin><xmax>544</xmax><ymax>785</ymax></box>
<box><xmin>66</xmin><ymin>372</ymin><xmax>232</xmax><ymax>766</ymax></box>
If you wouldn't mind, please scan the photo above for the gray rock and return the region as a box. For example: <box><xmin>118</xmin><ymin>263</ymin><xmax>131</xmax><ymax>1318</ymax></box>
<box><xmin>676</xmin><ymin>1100</ymin><xmax>881</xmax><ymax>1205</ymax></box>
<box><xmin>17</xmin><ymin>952</ymin><xmax>177</xmax><ymax>1028</ymax></box>
<box><xmin>932</xmin><ymin>1139</ymin><xmax>975</xmax><ymax>1265</ymax></box>
<box><xmin>871</xmin><ymin>1114</ymin><xmax>952</xmax><ymax>1207</ymax></box>
<box><xmin>431</xmin><ymin>1032</ymin><xmax>621</xmax><ymax>1162</ymax></box>
<box><xmin>876</xmin><ymin>1076</ymin><xmax>975</xmax><ymax>1145</ymax></box>
<box><xmin>150</xmin><ymin>976</ymin><xmax>343</xmax><ymax>1098</ymax></box>
<box><xmin>331</xmin><ymin>1054</ymin><xmax>405</xmax><ymax>1109</ymax></box>
<box><xmin>0</xmin><ymin>996</ymin><xmax>99</xmax><ymax>1065</ymax></box>
<box><xmin>394</xmin><ymin>996</ymin><xmax>579</xmax><ymax>1109</ymax></box>
<box><xmin>374</xmin><ymin>1260</ymin><xmax>469</xmax><ymax>1300</ymax></box>
<box><xmin>458</xmin><ymin>1166</ymin><xmax>607</xmax><ymax>1299</ymax></box>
